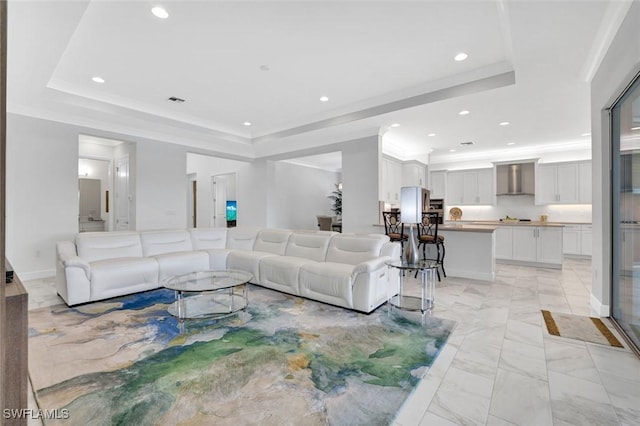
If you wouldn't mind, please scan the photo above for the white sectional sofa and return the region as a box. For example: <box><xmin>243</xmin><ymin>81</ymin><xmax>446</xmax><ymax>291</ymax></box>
<box><xmin>56</xmin><ymin>227</ymin><xmax>400</xmax><ymax>313</ymax></box>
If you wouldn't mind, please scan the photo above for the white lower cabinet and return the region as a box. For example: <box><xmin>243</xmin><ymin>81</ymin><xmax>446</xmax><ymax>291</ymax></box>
<box><xmin>496</xmin><ymin>225</ymin><xmax>563</xmax><ymax>268</ymax></box>
<box><xmin>581</xmin><ymin>225</ymin><xmax>592</xmax><ymax>256</ymax></box>
<box><xmin>562</xmin><ymin>224</ymin><xmax>592</xmax><ymax>257</ymax></box>
<box><xmin>563</xmin><ymin>225</ymin><xmax>582</xmax><ymax>255</ymax></box>
<box><xmin>536</xmin><ymin>227</ymin><xmax>564</xmax><ymax>265</ymax></box>
<box><xmin>513</xmin><ymin>227</ymin><xmax>538</xmax><ymax>262</ymax></box>
<box><xmin>495</xmin><ymin>227</ymin><xmax>513</xmax><ymax>260</ymax></box>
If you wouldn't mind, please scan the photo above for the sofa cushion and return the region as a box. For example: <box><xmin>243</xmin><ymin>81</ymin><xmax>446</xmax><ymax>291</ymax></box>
<box><xmin>189</xmin><ymin>228</ymin><xmax>228</xmax><ymax>250</ymax></box>
<box><xmin>325</xmin><ymin>235</ymin><xmax>385</xmax><ymax>265</ymax></box>
<box><xmin>76</xmin><ymin>232</ymin><xmax>143</xmax><ymax>263</ymax></box>
<box><xmin>140</xmin><ymin>230</ymin><xmax>193</xmax><ymax>257</ymax></box>
<box><xmin>154</xmin><ymin>251</ymin><xmax>210</xmax><ymax>282</ymax></box>
<box><xmin>259</xmin><ymin>256</ymin><xmax>315</xmax><ymax>295</ymax></box>
<box><xmin>227</xmin><ymin>227</ymin><xmax>261</xmax><ymax>250</ymax></box>
<box><xmin>299</xmin><ymin>262</ymin><xmax>355</xmax><ymax>309</ymax></box>
<box><xmin>285</xmin><ymin>233</ymin><xmax>332</xmax><ymax>262</ymax></box>
<box><xmin>89</xmin><ymin>257</ymin><xmax>159</xmax><ymax>301</ymax></box>
<box><xmin>227</xmin><ymin>251</ymin><xmax>276</xmax><ymax>284</ymax></box>
<box><xmin>253</xmin><ymin>229</ymin><xmax>292</xmax><ymax>255</ymax></box>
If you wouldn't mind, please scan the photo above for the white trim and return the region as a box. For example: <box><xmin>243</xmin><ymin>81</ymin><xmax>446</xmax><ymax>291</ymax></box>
<box><xmin>579</xmin><ymin>0</ymin><xmax>634</xmax><ymax>83</ymax></box>
<box><xmin>443</xmin><ymin>268</ymin><xmax>495</xmax><ymax>282</ymax></box>
<box><xmin>17</xmin><ymin>269</ymin><xmax>55</xmax><ymax>281</ymax></box>
<box><xmin>590</xmin><ymin>293</ymin><xmax>610</xmax><ymax>317</ymax></box>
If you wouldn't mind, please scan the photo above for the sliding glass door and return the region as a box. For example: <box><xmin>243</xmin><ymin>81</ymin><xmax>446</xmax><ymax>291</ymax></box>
<box><xmin>612</xmin><ymin>72</ymin><xmax>640</xmax><ymax>351</ymax></box>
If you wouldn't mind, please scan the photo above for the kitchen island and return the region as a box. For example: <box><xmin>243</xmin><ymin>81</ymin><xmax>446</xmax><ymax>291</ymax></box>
<box><xmin>449</xmin><ymin>220</ymin><xmax>565</xmax><ymax>269</ymax></box>
<box><xmin>436</xmin><ymin>223</ymin><xmax>498</xmax><ymax>281</ymax></box>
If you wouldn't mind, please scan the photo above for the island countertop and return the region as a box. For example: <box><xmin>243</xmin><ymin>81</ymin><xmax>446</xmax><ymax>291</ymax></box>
<box><xmin>439</xmin><ymin>223</ymin><xmax>497</xmax><ymax>233</ymax></box>
<box><xmin>446</xmin><ymin>220</ymin><xmax>565</xmax><ymax>228</ymax></box>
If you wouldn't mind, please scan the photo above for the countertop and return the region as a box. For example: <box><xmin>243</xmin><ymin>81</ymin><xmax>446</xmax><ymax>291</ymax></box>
<box><xmin>447</xmin><ymin>220</ymin><xmax>566</xmax><ymax>228</ymax></box>
<box><xmin>439</xmin><ymin>224</ymin><xmax>497</xmax><ymax>233</ymax></box>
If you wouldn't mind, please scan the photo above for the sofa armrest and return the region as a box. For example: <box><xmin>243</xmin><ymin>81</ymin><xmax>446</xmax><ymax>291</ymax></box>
<box><xmin>56</xmin><ymin>241</ymin><xmax>90</xmax><ymax>278</ymax></box>
<box><xmin>352</xmin><ymin>256</ymin><xmax>391</xmax><ymax>274</ymax></box>
<box><xmin>380</xmin><ymin>242</ymin><xmax>401</xmax><ymax>259</ymax></box>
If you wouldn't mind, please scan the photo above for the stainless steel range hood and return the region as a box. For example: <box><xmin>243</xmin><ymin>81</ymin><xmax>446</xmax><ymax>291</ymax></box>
<box><xmin>496</xmin><ymin>162</ymin><xmax>535</xmax><ymax>195</ymax></box>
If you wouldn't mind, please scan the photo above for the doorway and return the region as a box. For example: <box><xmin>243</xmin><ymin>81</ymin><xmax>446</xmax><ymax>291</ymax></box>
<box><xmin>78</xmin><ymin>158</ymin><xmax>111</xmax><ymax>232</ymax></box>
<box><xmin>115</xmin><ymin>155</ymin><xmax>131</xmax><ymax>231</ymax></box>
<box><xmin>611</xmin><ymin>70</ymin><xmax>640</xmax><ymax>353</ymax></box>
<box><xmin>187</xmin><ymin>173</ymin><xmax>197</xmax><ymax>228</ymax></box>
<box><xmin>211</xmin><ymin>173</ymin><xmax>236</xmax><ymax>228</ymax></box>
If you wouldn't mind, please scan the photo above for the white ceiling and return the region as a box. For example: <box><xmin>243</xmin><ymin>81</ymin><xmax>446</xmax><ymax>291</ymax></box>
<box><xmin>7</xmin><ymin>0</ymin><xmax>632</xmax><ymax>169</ymax></box>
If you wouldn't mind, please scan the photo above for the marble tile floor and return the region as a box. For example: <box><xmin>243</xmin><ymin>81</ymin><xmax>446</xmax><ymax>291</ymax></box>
<box><xmin>21</xmin><ymin>258</ymin><xmax>640</xmax><ymax>425</ymax></box>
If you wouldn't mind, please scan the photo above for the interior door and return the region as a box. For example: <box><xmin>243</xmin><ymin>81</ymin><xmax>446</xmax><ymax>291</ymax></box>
<box><xmin>212</xmin><ymin>175</ymin><xmax>227</xmax><ymax>228</ymax></box>
<box><xmin>187</xmin><ymin>173</ymin><xmax>197</xmax><ymax>228</ymax></box>
<box><xmin>115</xmin><ymin>155</ymin><xmax>130</xmax><ymax>231</ymax></box>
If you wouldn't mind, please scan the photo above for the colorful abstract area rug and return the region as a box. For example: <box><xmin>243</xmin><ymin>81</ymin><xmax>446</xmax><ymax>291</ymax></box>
<box><xmin>29</xmin><ymin>287</ymin><xmax>455</xmax><ymax>425</ymax></box>
<box><xmin>541</xmin><ymin>310</ymin><xmax>624</xmax><ymax>348</ymax></box>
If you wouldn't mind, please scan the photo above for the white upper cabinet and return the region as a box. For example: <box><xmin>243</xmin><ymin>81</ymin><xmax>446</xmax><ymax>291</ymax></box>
<box><xmin>429</xmin><ymin>170</ymin><xmax>446</xmax><ymax>199</ymax></box>
<box><xmin>447</xmin><ymin>168</ymin><xmax>494</xmax><ymax>205</ymax></box>
<box><xmin>380</xmin><ymin>157</ymin><xmax>402</xmax><ymax>203</ymax></box>
<box><xmin>536</xmin><ymin>161</ymin><xmax>590</xmax><ymax>205</ymax></box>
<box><xmin>402</xmin><ymin>161</ymin><xmax>426</xmax><ymax>188</ymax></box>
<box><xmin>447</xmin><ymin>172</ymin><xmax>465</xmax><ymax>204</ymax></box>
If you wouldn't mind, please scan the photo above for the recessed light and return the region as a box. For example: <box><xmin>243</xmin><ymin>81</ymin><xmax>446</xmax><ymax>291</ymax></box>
<box><xmin>499</xmin><ymin>121</ymin><xmax>510</xmax><ymax>126</ymax></box>
<box><xmin>428</xmin><ymin>133</ymin><xmax>436</xmax><ymax>137</ymax></box>
<box><xmin>319</xmin><ymin>96</ymin><xmax>329</xmax><ymax>102</ymax></box>
<box><xmin>391</xmin><ymin>123</ymin><xmax>400</xmax><ymax>128</ymax></box>
<box><xmin>91</xmin><ymin>76</ymin><xmax>105</xmax><ymax>84</ymax></box>
<box><xmin>454</xmin><ymin>52</ymin><xmax>468</xmax><ymax>62</ymax></box>
<box><xmin>581</xmin><ymin>132</ymin><xmax>591</xmax><ymax>136</ymax></box>
<box><xmin>259</xmin><ymin>65</ymin><xmax>270</xmax><ymax>71</ymax></box>
<box><xmin>507</xmin><ymin>142</ymin><xmax>516</xmax><ymax>146</ymax></box>
<box><xmin>151</xmin><ymin>6</ymin><xmax>169</xmax><ymax>19</ymax></box>
<box><xmin>460</xmin><ymin>141</ymin><xmax>475</xmax><ymax>146</ymax></box>
<box><xmin>449</xmin><ymin>149</ymin><xmax>457</xmax><ymax>152</ymax></box>
<box><xmin>632</xmin><ymin>126</ymin><xmax>640</xmax><ymax>131</ymax></box>
<box><xmin>243</xmin><ymin>122</ymin><xmax>252</xmax><ymax>126</ymax></box>
<box><xmin>458</xmin><ymin>110</ymin><xmax>470</xmax><ymax>116</ymax></box>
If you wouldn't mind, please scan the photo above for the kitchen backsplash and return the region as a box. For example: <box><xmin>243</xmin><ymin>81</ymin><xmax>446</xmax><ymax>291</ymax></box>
<box><xmin>446</xmin><ymin>195</ymin><xmax>592</xmax><ymax>223</ymax></box>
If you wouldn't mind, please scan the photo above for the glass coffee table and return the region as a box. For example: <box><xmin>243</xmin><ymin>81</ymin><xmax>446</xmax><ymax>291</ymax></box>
<box><xmin>162</xmin><ymin>270</ymin><xmax>253</xmax><ymax>319</ymax></box>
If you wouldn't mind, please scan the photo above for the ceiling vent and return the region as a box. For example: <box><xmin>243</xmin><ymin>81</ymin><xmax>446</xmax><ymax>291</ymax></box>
<box><xmin>168</xmin><ymin>96</ymin><xmax>185</xmax><ymax>103</ymax></box>
<box><xmin>460</xmin><ymin>141</ymin><xmax>475</xmax><ymax>146</ymax></box>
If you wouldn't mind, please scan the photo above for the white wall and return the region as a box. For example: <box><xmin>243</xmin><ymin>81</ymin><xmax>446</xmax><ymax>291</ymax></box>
<box><xmin>267</xmin><ymin>161</ymin><xmax>340</xmax><ymax>230</ymax></box>
<box><xmin>186</xmin><ymin>153</ymin><xmax>267</xmax><ymax>229</ymax></box>
<box><xmin>341</xmin><ymin>135</ymin><xmax>381</xmax><ymax>234</ymax></box>
<box><xmin>135</xmin><ymin>141</ymin><xmax>188</xmax><ymax>230</ymax></box>
<box><xmin>6</xmin><ymin>114</ymin><xmax>241</xmax><ymax>278</ymax></box>
<box><xmin>591</xmin><ymin>2</ymin><xmax>640</xmax><ymax>315</ymax></box>
<box><xmin>6</xmin><ymin>114</ymin><xmax>80</xmax><ymax>277</ymax></box>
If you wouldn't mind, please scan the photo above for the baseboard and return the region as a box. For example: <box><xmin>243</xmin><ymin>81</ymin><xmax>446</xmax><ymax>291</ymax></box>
<box><xmin>590</xmin><ymin>293</ymin><xmax>610</xmax><ymax>317</ymax></box>
<box><xmin>16</xmin><ymin>269</ymin><xmax>55</xmax><ymax>281</ymax></box>
<box><xmin>496</xmin><ymin>259</ymin><xmax>562</xmax><ymax>270</ymax></box>
<box><xmin>445</xmin><ymin>268</ymin><xmax>495</xmax><ymax>282</ymax></box>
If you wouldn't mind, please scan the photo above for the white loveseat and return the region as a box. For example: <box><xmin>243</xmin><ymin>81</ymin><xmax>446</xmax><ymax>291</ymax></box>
<box><xmin>56</xmin><ymin>227</ymin><xmax>400</xmax><ymax>313</ymax></box>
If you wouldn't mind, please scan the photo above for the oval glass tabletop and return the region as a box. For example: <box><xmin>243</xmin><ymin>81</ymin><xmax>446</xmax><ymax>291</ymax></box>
<box><xmin>162</xmin><ymin>270</ymin><xmax>253</xmax><ymax>320</ymax></box>
<box><xmin>385</xmin><ymin>259</ymin><xmax>439</xmax><ymax>270</ymax></box>
<box><xmin>162</xmin><ymin>269</ymin><xmax>253</xmax><ymax>292</ymax></box>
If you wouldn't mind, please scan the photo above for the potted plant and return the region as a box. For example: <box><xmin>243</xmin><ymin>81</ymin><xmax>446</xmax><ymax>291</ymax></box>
<box><xmin>327</xmin><ymin>183</ymin><xmax>342</xmax><ymax>217</ymax></box>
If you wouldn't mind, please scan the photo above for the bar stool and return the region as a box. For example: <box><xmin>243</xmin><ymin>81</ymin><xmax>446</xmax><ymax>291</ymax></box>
<box><xmin>417</xmin><ymin>211</ymin><xmax>446</xmax><ymax>281</ymax></box>
<box><xmin>382</xmin><ymin>211</ymin><xmax>408</xmax><ymax>255</ymax></box>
